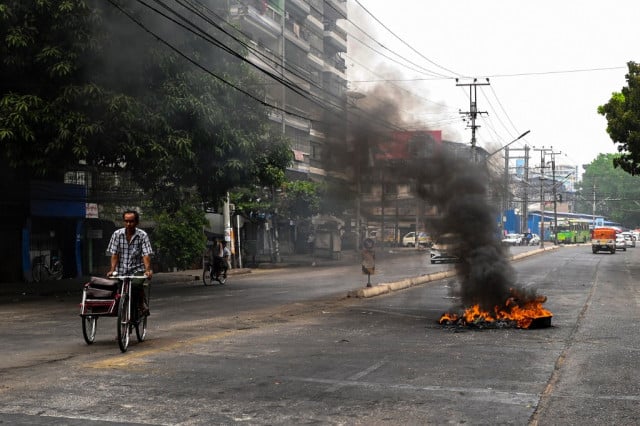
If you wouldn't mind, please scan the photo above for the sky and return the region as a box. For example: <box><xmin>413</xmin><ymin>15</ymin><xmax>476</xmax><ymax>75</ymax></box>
<box><xmin>345</xmin><ymin>0</ymin><xmax>639</xmax><ymax>173</ymax></box>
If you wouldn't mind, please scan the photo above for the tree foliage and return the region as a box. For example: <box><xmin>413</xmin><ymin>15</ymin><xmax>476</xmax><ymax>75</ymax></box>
<box><xmin>577</xmin><ymin>153</ymin><xmax>640</xmax><ymax>227</ymax></box>
<box><xmin>278</xmin><ymin>180</ymin><xmax>322</xmax><ymax>220</ymax></box>
<box><xmin>598</xmin><ymin>61</ymin><xmax>640</xmax><ymax>175</ymax></box>
<box><xmin>151</xmin><ymin>198</ymin><xmax>207</xmax><ymax>270</ymax></box>
<box><xmin>0</xmin><ymin>0</ymin><xmax>291</xmax><ymax>207</ymax></box>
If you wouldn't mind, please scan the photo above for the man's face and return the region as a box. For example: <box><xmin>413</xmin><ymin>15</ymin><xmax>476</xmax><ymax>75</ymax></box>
<box><xmin>123</xmin><ymin>213</ymin><xmax>137</xmax><ymax>234</ymax></box>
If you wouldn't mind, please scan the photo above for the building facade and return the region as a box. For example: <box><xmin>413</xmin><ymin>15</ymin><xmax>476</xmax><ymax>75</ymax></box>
<box><xmin>227</xmin><ymin>0</ymin><xmax>348</xmax><ymax>180</ymax></box>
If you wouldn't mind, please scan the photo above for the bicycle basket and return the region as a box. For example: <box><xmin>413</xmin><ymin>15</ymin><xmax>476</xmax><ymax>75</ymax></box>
<box><xmin>85</xmin><ymin>287</ymin><xmax>114</xmax><ymax>299</ymax></box>
<box><xmin>84</xmin><ymin>277</ymin><xmax>118</xmax><ymax>299</ymax></box>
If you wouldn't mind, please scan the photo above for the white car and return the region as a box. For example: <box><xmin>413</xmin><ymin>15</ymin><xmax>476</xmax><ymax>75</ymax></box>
<box><xmin>528</xmin><ymin>234</ymin><xmax>541</xmax><ymax>246</ymax></box>
<box><xmin>430</xmin><ymin>234</ymin><xmax>459</xmax><ymax>264</ymax></box>
<box><xmin>621</xmin><ymin>232</ymin><xmax>636</xmax><ymax>248</ymax></box>
<box><xmin>501</xmin><ymin>233</ymin><xmax>523</xmax><ymax>246</ymax></box>
<box><xmin>402</xmin><ymin>232</ymin><xmax>431</xmax><ymax>247</ymax></box>
<box><xmin>615</xmin><ymin>234</ymin><xmax>627</xmax><ymax>251</ymax></box>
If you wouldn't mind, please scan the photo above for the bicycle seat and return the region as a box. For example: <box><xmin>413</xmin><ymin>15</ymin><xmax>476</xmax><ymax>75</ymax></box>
<box><xmin>90</xmin><ymin>276</ymin><xmax>119</xmax><ymax>287</ymax></box>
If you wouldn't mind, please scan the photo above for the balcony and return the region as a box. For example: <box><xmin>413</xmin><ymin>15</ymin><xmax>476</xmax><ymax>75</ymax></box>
<box><xmin>283</xmin><ymin>64</ymin><xmax>311</xmax><ymax>92</ymax></box>
<box><xmin>323</xmin><ymin>23</ymin><xmax>347</xmax><ymax>52</ymax></box>
<box><xmin>285</xmin><ymin>22</ymin><xmax>310</xmax><ymax>51</ymax></box>
<box><xmin>307</xmin><ymin>48</ymin><xmax>324</xmax><ymax>70</ymax></box>
<box><xmin>286</xmin><ymin>0</ymin><xmax>310</xmax><ymax>17</ymax></box>
<box><xmin>306</xmin><ymin>13</ymin><xmax>323</xmax><ymax>32</ymax></box>
<box><xmin>324</xmin><ymin>0</ymin><xmax>347</xmax><ymax>20</ymax></box>
<box><xmin>230</xmin><ymin>4</ymin><xmax>280</xmax><ymax>45</ymax></box>
<box><xmin>323</xmin><ymin>56</ymin><xmax>346</xmax><ymax>81</ymax></box>
<box><xmin>268</xmin><ymin>109</ymin><xmax>310</xmax><ymax>132</ymax></box>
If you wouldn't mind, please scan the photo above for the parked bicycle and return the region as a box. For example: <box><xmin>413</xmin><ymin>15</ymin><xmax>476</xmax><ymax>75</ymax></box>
<box><xmin>32</xmin><ymin>253</ymin><xmax>63</xmax><ymax>282</ymax></box>
<box><xmin>202</xmin><ymin>257</ymin><xmax>227</xmax><ymax>285</ymax></box>
<box><xmin>79</xmin><ymin>274</ymin><xmax>149</xmax><ymax>352</ymax></box>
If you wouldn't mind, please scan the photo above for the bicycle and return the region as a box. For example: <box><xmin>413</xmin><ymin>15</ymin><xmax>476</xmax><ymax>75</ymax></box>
<box><xmin>79</xmin><ymin>274</ymin><xmax>149</xmax><ymax>352</ymax></box>
<box><xmin>32</xmin><ymin>253</ymin><xmax>63</xmax><ymax>282</ymax></box>
<box><xmin>202</xmin><ymin>257</ymin><xmax>227</xmax><ymax>286</ymax></box>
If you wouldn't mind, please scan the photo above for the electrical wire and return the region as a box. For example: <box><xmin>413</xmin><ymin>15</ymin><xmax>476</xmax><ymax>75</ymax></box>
<box><xmin>351</xmin><ymin>0</ymin><xmax>461</xmax><ymax>78</ymax></box>
<box><xmin>107</xmin><ymin>0</ymin><xmax>307</xmax><ymax>119</ymax></box>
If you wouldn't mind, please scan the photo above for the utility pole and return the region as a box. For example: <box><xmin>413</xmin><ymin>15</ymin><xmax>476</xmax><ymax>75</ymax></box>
<box><xmin>456</xmin><ymin>78</ymin><xmax>490</xmax><ymax>162</ymax></box>
<box><xmin>507</xmin><ymin>146</ymin><xmax>531</xmax><ymax>233</ymax></box>
<box><xmin>592</xmin><ymin>179</ymin><xmax>596</xmax><ymax>230</ymax></box>
<box><xmin>486</xmin><ymin>131</ymin><xmax>531</xmax><ymax>236</ymax></box>
<box><xmin>280</xmin><ymin>0</ymin><xmax>286</xmax><ymax>135</ymax></box>
<box><xmin>534</xmin><ymin>147</ymin><xmax>554</xmax><ymax>247</ymax></box>
<box><xmin>539</xmin><ymin>150</ymin><xmax>545</xmax><ymax>248</ymax></box>
<box><xmin>549</xmin><ymin>149</ymin><xmax>562</xmax><ymax>244</ymax></box>
<box><xmin>502</xmin><ymin>146</ymin><xmax>509</xmax><ymax>235</ymax></box>
<box><xmin>523</xmin><ymin>145</ymin><xmax>530</xmax><ymax>233</ymax></box>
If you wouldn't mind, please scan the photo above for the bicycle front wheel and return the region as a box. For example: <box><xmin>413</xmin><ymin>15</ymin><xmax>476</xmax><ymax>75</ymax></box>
<box><xmin>32</xmin><ymin>263</ymin><xmax>43</xmax><ymax>283</ymax></box>
<box><xmin>202</xmin><ymin>267</ymin><xmax>214</xmax><ymax>286</ymax></box>
<box><xmin>82</xmin><ymin>316</ymin><xmax>97</xmax><ymax>344</ymax></box>
<box><xmin>50</xmin><ymin>260</ymin><xmax>63</xmax><ymax>280</ymax></box>
<box><xmin>117</xmin><ymin>294</ymin><xmax>130</xmax><ymax>352</ymax></box>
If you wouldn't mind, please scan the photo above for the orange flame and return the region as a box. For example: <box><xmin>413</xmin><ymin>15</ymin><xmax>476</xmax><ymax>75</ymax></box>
<box><xmin>439</xmin><ymin>294</ymin><xmax>552</xmax><ymax>329</ymax></box>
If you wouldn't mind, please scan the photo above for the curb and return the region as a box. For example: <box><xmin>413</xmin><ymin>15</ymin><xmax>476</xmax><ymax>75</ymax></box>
<box><xmin>348</xmin><ymin>269</ymin><xmax>457</xmax><ymax>298</ymax></box>
<box><xmin>348</xmin><ymin>245</ymin><xmax>557</xmax><ymax>298</ymax></box>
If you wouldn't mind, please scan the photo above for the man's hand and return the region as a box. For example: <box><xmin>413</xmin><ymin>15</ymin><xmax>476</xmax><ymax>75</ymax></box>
<box><xmin>145</xmin><ymin>270</ymin><xmax>153</xmax><ymax>280</ymax></box>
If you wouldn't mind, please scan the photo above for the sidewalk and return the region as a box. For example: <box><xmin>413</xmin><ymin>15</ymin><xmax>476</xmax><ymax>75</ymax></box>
<box><xmin>0</xmin><ymin>248</ymin><xmax>422</xmax><ymax>302</ymax></box>
<box><xmin>0</xmin><ymin>245</ymin><xmax>550</xmax><ymax>303</ymax></box>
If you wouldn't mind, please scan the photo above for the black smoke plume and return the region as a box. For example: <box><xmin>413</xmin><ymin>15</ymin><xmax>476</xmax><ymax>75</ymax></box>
<box><xmin>323</xmin><ymin>88</ymin><xmax>536</xmax><ymax>312</ymax></box>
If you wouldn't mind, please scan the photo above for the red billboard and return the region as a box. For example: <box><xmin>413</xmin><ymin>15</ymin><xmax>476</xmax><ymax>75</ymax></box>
<box><xmin>376</xmin><ymin>130</ymin><xmax>442</xmax><ymax>160</ymax></box>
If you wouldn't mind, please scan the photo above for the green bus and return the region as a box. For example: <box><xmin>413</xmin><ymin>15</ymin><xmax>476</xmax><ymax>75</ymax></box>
<box><xmin>553</xmin><ymin>219</ymin><xmax>591</xmax><ymax>244</ymax></box>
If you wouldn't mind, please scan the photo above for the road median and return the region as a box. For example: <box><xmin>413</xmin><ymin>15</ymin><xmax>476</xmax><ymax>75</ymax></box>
<box><xmin>349</xmin><ymin>245</ymin><xmax>557</xmax><ymax>298</ymax></box>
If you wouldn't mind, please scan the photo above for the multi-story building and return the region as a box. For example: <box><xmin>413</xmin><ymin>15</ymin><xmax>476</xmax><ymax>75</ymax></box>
<box><xmin>227</xmin><ymin>0</ymin><xmax>348</xmax><ymax>180</ymax></box>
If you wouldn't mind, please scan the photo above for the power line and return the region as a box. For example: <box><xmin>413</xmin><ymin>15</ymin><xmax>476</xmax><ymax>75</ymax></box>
<box><xmin>350</xmin><ymin>65</ymin><xmax>626</xmax><ymax>83</ymax></box>
<box><xmin>137</xmin><ymin>0</ymin><xmax>409</xmax><ymax>133</ymax></box>
<box><xmin>351</xmin><ymin>0</ymin><xmax>461</xmax><ymax>78</ymax></box>
<box><xmin>107</xmin><ymin>0</ymin><xmax>306</xmax><ymax>118</ymax></box>
<box><xmin>144</xmin><ymin>0</ymin><xmax>342</xmax><ymax>113</ymax></box>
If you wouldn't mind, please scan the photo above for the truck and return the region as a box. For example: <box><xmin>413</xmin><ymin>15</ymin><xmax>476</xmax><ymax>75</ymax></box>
<box><xmin>591</xmin><ymin>227</ymin><xmax>617</xmax><ymax>254</ymax></box>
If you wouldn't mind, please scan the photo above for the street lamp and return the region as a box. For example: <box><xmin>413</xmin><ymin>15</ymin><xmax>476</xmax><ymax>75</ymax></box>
<box><xmin>486</xmin><ymin>130</ymin><xmax>531</xmax><ymax>159</ymax></box>
<box><xmin>486</xmin><ymin>130</ymin><xmax>530</xmax><ymax>237</ymax></box>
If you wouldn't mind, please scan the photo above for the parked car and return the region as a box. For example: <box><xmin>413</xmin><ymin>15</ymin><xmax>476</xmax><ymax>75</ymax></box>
<box><xmin>615</xmin><ymin>234</ymin><xmax>627</xmax><ymax>251</ymax></box>
<box><xmin>430</xmin><ymin>234</ymin><xmax>459</xmax><ymax>264</ymax></box>
<box><xmin>528</xmin><ymin>233</ymin><xmax>541</xmax><ymax>246</ymax></box>
<box><xmin>402</xmin><ymin>231</ymin><xmax>431</xmax><ymax>247</ymax></box>
<box><xmin>501</xmin><ymin>233</ymin><xmax>523</xmax><ymax>246</ymax></box>
<box><xmin>621</xmin><ymin>231</ymin><xmax>636</xmax><ymax>248</ymax></box>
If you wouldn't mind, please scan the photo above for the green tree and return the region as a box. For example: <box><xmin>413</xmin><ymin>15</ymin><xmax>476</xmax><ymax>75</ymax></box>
<box><xmin>577</xmin><ymin>153</ymin><xmax>640</xmax><ymax>227</ymax></box>
<box><xmin>598</xmin><ymin>61</ymin><xmax>640</xmax><ymax>175</ymax></box>
<box><xmin>152</xmin><ymin>199</ymin><xmax>207</xmax><ymax>270</ymax></box>
<box><xmin>278</xmin><ymin>180</ymin><xmax>322</xmax><ymax>220</ymax></box>
<box><xmin>0</xmin><ymin>0</ymin><xmax>291</xmax><ymax>207</ymax></box>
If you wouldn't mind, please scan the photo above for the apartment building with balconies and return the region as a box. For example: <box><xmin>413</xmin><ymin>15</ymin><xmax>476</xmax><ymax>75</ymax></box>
<box><xmin>226</xmin><ymin>0</ymin><xmax>348</xmax><ymax>180</ymax></box>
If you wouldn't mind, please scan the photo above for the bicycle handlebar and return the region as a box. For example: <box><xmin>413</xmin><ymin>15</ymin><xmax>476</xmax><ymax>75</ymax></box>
<box><xmin>107</xmin><ymin>274</ymin><xmax>148</xmax><ymax>280</ymax></box>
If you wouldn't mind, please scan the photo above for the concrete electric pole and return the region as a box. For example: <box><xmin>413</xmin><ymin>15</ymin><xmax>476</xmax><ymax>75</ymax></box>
<box><xmin>456</xmin><ymin>78</ymin><xmax>490</xmax><ymax>162</ymax></box>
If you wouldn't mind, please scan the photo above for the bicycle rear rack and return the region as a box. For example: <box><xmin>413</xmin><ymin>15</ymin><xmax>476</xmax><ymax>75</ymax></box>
<box><xmin>79</xmin><ymin>277</ymin><xmax>121</xmax><ymax>316</ymax></box>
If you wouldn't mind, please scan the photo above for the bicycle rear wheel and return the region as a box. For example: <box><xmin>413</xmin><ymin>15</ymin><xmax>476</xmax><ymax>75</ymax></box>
<box><xmin>217</xmin><ymin>273</ymin><xmax>226</xmax><ymax>285</ymax></box>
<box><xmin>117</xmin><ymin>293</ymin><xmax>130</xmax><ymax>352</ymax></box>
<box><xmin>32</xmin><ymin>263</ymin><xmax>43</xmax><ymax>283</ymax></box>
<box><xmin>135</xmin><ymin>315</ymin><xmax>147</xmax><ymax>342</ymax></box>
<box><xmin>202</xmin><ymin>266</ymin><xmax>214</xmax><ymax>286</ymax></box>
<box><xmin>82</xmin><ymin>316</ymin><xmax>97</xmax><ymax>344</ymax></box>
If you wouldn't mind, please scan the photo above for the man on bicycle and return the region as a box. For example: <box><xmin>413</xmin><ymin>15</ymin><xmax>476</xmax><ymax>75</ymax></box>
<box><xmin>107</xmin><ymin>210</ymin><xmax>153</xmax><ymax>314</ymax></box>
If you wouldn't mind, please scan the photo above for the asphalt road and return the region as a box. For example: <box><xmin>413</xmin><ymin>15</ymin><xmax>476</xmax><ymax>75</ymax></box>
<box><xmin>1</xmin><ymin>244</ymin><xmax>639</xmax><ymax>425</ymax></box>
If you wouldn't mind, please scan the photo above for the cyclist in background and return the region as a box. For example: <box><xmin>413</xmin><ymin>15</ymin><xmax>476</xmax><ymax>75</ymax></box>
<box><xmin>221</xmin><ymin>241</ymin><xmax>231</xmax><ymax>277</ymax></box>
<box><xmin>107</xmin><ymin>210</ymin><xmax>153</xmax><ymax>314</ymax></box>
